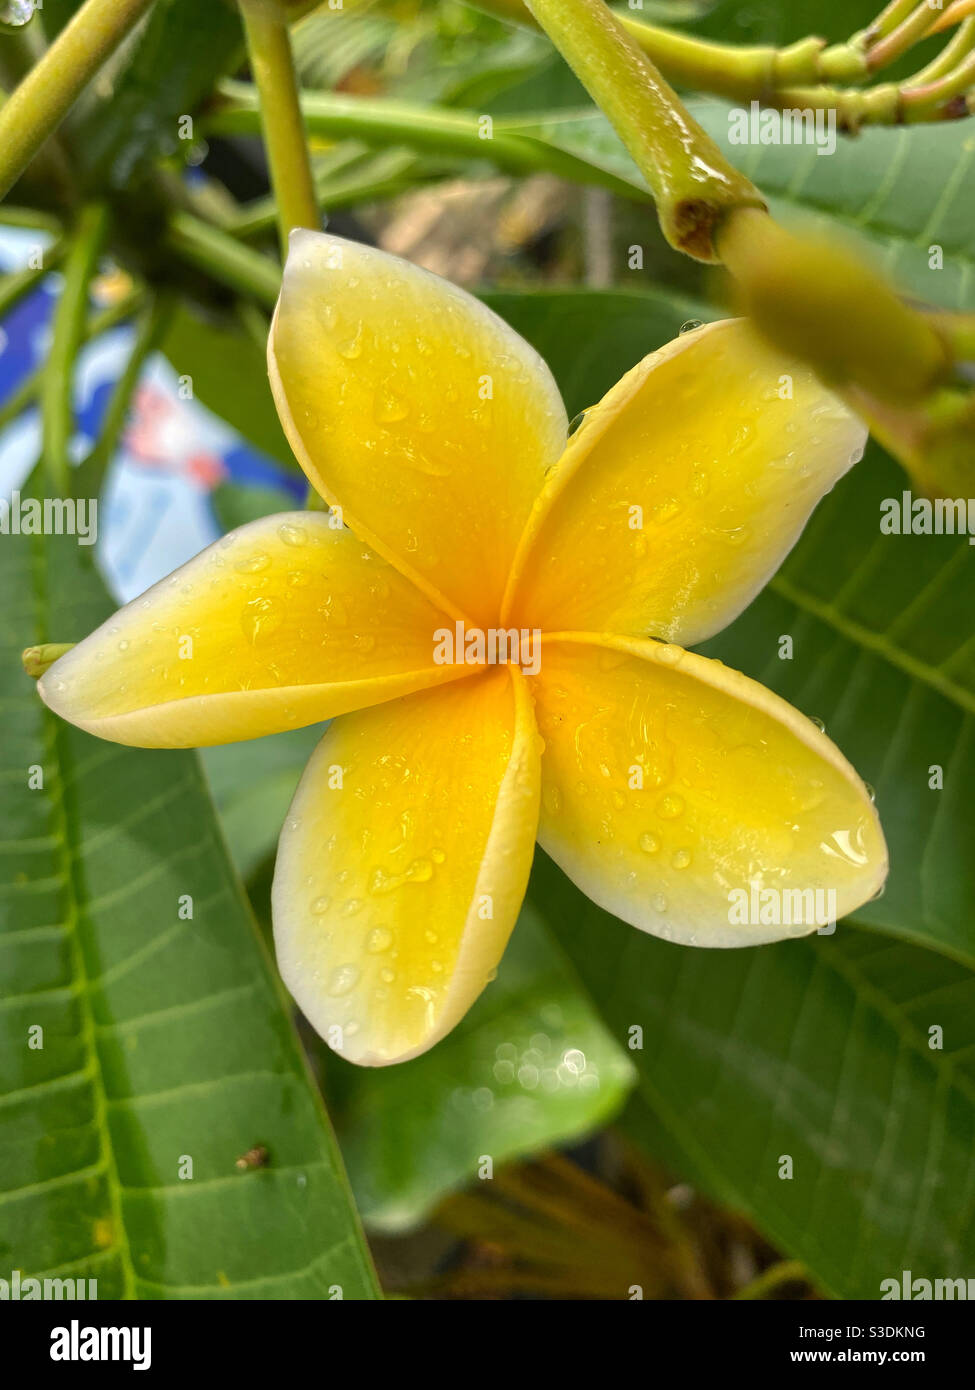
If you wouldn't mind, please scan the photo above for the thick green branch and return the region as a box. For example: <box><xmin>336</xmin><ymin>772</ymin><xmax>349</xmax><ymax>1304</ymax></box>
<box><xmin>523</xmin><ymin>0</ymin><xmax>765</xmax><ymax>261</ymax></box>
<box><xmin>238</xmin><ymin>0</ymin><xmax>319</xmax><ymax>257</ymax></box>
<box><xmin>0</xmin><ymin>0</ymin><xmax>157</xmax><ymax>200</ymax></box>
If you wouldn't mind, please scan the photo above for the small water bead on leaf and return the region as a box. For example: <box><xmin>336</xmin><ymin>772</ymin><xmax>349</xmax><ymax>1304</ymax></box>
<box><xmin>809</xmin><ymin>715</ymin><xmax>826</xmax><ymax>732</ymax></box>
<box><xmin>365</xmin><ymin>927</ymin><xmax>393</xmax><ymax>953</ymax></box>
<box><xmin>679</xmin><ymin>319</ymin><xmax>705</xmax><ymax>335</ymax></box>
<box><xmin>671</xmin><ymin>848</ymin><xmax>692</xmax><ymax>870</ymax></box>
<box><xmin>567</xmin><ymin>408</ymin><xmax>591</xmax><ymax>436</ymax></box>
<box><xmin>639</xmin><ymin>832</ymin><xmax>660</xmax><ymax>854</ymax></box>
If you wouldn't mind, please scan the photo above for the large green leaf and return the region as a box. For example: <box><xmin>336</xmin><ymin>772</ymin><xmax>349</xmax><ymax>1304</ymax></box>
<box><xmin>0</xmin><ymin>522</ymin><xmax>378</xmax><ymax>1299</ymax></box>
<box><xmin>532</xmin><ymin>850</ymin><xmax>975</xmax><ymax>1299</ymax></box>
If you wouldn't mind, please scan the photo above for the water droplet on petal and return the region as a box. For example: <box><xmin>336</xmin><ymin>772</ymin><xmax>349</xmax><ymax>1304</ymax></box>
<box><xmin>327</xmin><ymin>965</ymin><xmax>359</xmax><ymax>997</ymax></box>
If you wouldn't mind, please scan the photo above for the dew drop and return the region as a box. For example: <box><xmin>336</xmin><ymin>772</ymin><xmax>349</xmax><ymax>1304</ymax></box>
<box><xmin>671</xmin><ymin>848</ymin><xmax>692</xmax><ymax>870</ymax></box>
<box><xmin>236</xmin><ymin>551</ymin><xmax>270</xmax><ymax>574</ymax></box>
<box><xmin>639</xmin><ymin>832</ymin><xmax>660</xmax><ymax>854</ymax></box>
<box><xmin>241</xmin><ymin>595</ymin><xmax>283</xmax><ymax>643</ymax></box>
<box><xmin>327</xmin><ymin>965</ymin><xmax>359</xmax><ymax>997</ymax></box>
<box><xmin>278</xmin><ymin>522</ymin><xmax>307</xmax><ymax>547</ymax></box>
<box><xmin>337</xmin><ymin>322</ymin><xmax>364</xmax><ymax>358</ymax></box>
<box><xmin>656</xmin><ymin>793</ymin><xmax>685</xmax><ymax>820</ymax></box>
<box><xmin>679</xmin><ymin>319</ymin><xmax>704</xmax><ymax>335</ymax></box>
<box><xmin>311</xmin><ymin>896</ymin><xmax>331</xmax><ymax>915</ymax></box>
<box><xmin>0</xmin><ymin>1</ymin><xmax>35</xmax><ymax>26</ymax></box>
<box><xmin>652</xmin><ymin>892</ymin><xmax>668</xmax><ymax>913</ymax></box>
<box><xmin>366</xmin><ymin>927</ymin><xmax>393</xmax><ymax>953</ymax></box>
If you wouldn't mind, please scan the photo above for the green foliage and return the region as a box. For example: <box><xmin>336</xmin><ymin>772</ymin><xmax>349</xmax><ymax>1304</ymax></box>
<box><xmin>0</xmin><ymin>518</ymin><xmax>377</xmax><ymax>1299</ymax></box>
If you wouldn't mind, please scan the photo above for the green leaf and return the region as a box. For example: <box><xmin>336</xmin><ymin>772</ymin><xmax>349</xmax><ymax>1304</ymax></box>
<box><xmin>0</xmin><ymin>521</ymin><xmax>378</xmax><ymax>1299</ymax></box>
<box><xmin>482</xmin><ymin>285</ymin><xmax>707</xmax><ymax>418</ymax></box>
<box><xmin>70</xmin><ymin>0</ymin><xmax>244</xmax><ymax>186</ymax></box>
<box><xmin>159</xmin><ymin>303</ymin><xmax>300</xmax><ymax>474</ymax></box>
<box><xmin>322</xmin><ymin>902</ymin><xmax>635</xmax><ymax>1233</ymax></box>
<box><xmin>532</xmin><ymin>850</ymin><xmax>975</xmax><ymax>1299</ymax></box>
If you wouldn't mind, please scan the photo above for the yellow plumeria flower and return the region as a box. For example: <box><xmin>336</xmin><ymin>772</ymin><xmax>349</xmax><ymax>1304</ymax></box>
<box><xmin>39</xmin><ymin>231</ymin><xmax>887</xmax><ymax>1066</ymax></box>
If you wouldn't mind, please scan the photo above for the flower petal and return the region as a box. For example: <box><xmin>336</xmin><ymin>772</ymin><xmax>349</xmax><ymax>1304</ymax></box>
<box><xmin>505</xmin><ymin>320</ymin><xmax>866</xmax><ymax>644</ymax></box>
<box><xmin>272</xmin><ymin>667</ymin><xmax>541</xmax><ymax>1065</ymax></box>
<box><xmin>532</xmin><ymin>634</ymin><xmax>887</xmax><ymax>946</ymax></box>
<box><xmin>269</xmin><ymin>230</ymin><xmax>567</xmax><ymax>626</ymax></box>
<box><xmin>39</xmin><ymin>512</ymin><xmax>467</xmax><ymax>748</ymax></box>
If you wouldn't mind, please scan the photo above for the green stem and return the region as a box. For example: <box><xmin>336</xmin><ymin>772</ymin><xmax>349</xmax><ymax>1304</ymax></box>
<box><xmin>211</xmin><ymin>82</ymin><xmax>651</xmax><ymax>201</ymax></box>
<box><xmin>902</xmin><ymin>49</ymin><xmax>975</xmax><ymax>115</ymax></box>
<box><xmin>40</xmin><ymin>203</ymin><xmax>109</xmax><ymax>496</ymax></box>
<box><xmin>867</xmin><ymin>1</ymin><xmax>939</xmax><ymax>69</ymax></box>
<box><xmin>0</xmin><ymin>288</ymin><xmax>146</xmax><ymax>433</ymax></box>
<box><xmin>523</xmin><ymin>0</ymin><xmax>765</xmax><ymax>261</ymax></box>
<box><xmin>907</xmin><ymin>15</ymin><xmax>975</xmax><ymax>85</ymax></box>
<box><xmin>238</xmin><ymin>0</ymin><xmax>319</xmax><ymax>258</ymax></box>
<box><xmin>0</xmin><ymin>0</ymin><xmax>157</xmax><ymax>200</ymax></box>
<box><xmin>474</xmin><ymin>1</ymin><xmax>869</xmax><ymax>96</ymax></box>
<box><xmin>0</xmin><ymin>206</ymin><xmax>64</xmax><ymax>235</ymax></box>
<box><xmin>165</xmin><ymin>210</ymin><xmax>282</xmax><ymax>308</ymax></box>
<box><xmin>73</xmin><ymin>294</ymin><xmax>174</xmax><ymax>498</ymax></box>
<box><xmin>0</xmin><ymin>237</ymin><xmax>65</xmax><ymax>320</ymax></box>
<box><xmin>228</xmin><ymin>149</ymin><xmax>425</xmax><ymax>240</ymax></box>
<box><xmin>732</xmin><ymin>1259</ymin><xmax>809</xmax><ymax>1301</ymax></box>
<box><xmin>864</xmin><ymin>0</ymin><xmax>920</xmax><ymax>41</ymax></box>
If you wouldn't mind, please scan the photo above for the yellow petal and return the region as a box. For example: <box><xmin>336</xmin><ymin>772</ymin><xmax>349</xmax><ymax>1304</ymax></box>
<box><xmin>532</xmin><ymin>634</ymin><xmax>886</xmax><ymax>946</ymax></box>
<box><xmin>272</xmin><ymin>667</ymin><xmax>541</xmax><ymax>1065</ymax></box>
<box><xmin>505</xmin><ymin>320</ymin><xmax>866</xmax><ymax>644</ymax></box>
<box><xmin>39</xmin><ymin>512</ymin><xmax>467</xmax><ymax>748</ymax></box>
<box><xmin>269</xmin><ymin>230</ymin><xmax>567</xmax><ymax>627</ymax></box>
